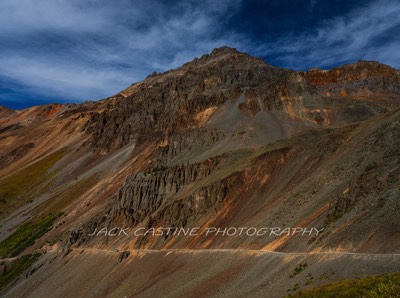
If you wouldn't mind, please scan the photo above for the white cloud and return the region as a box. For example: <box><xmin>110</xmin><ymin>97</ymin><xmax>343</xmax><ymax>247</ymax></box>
<box><xmin>0</xmin><ymin>0</ymin><xmax>245</xmax><ymax>102</ymax></box>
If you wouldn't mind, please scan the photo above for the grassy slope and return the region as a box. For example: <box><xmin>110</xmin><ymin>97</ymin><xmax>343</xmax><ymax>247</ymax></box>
<box><xmin>0</xmin><ymin>253</ymin><xmax>41</xmax><ymax>290</ymax></box>
<box><xmin>0</xmin><ymin>150</ymin><xmax>66</xmax><ymax>214</ymax></box>
<box><xmin>0</xmin><ymin>212</ymin><xmax>62</xmax><ymax>258</ymax></box>
<box><xmin>288</xmin><ymin>273</ymin><xmax>400</xmax><ymax>297</ymax></box>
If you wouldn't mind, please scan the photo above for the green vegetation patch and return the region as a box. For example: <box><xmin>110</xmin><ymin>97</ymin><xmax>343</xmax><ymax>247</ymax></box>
<box><xmin>290</xmin><ymin>263</ymin><xmax>308</xmax><ymax>278</ymax></box>
<box><xmin>288</xmin><ymin>272</ymin><xmax>400</xmax><ymax>297</ymax></box>
<box><xmin>0</xmin><ymin>150</ymin><xmax>66</xmax><ymax>212</ymax></box>
<box><xmin>0</xmin><ymin>212</ymin><xmax>62</xmax><ymax>258</ymax></box>
<box><xmin>0</xmin><ymin>253</ymin><xmax>41</xmax><ymax>290</ymax></box>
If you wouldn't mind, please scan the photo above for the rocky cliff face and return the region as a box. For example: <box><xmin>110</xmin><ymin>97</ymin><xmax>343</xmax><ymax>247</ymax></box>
<box><xmin>82</xmin><ymin>47</ymin><xmax>303</xmax><ymax>152</ymax></box>
<box><xmin>301</xmin><ymin>61</ymin><xmax>400</xmax><ymax>96</ymax></box>
<box><xmin>109</xmin><ymin>157</ymin><xmax>223</xmax><ymax>226</ymax></box>
<box><xmin>82</xmin><ymin>50</ymin><xmax>400</xmax><ymax>158</ymax></box>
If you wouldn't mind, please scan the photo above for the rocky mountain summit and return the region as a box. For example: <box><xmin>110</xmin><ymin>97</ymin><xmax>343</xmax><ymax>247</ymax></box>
<box><xmin>0</xmin><ymin>47</ymin><xmax>400</xmax><ymax>297</ymax></box>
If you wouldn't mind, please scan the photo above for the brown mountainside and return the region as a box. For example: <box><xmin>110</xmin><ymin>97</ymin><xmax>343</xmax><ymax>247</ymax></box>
<box><xmin>0</xmin><ymin>47</ymin><xmax>400</xmax><ymax>297</ymax></box>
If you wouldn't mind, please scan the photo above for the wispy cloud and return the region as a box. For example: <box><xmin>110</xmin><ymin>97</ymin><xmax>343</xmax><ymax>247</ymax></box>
<box><xmin>0</xmin><ymin>0</ymin><xmax>245</xmax><ymax>104</ymax></box>
<box><xmin>256</xmin><ymin>0</ymin><xmax>400</xmax><ymax>69</ymax></box>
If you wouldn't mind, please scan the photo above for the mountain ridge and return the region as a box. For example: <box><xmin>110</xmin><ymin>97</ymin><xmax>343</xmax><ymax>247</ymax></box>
<box><xmin>2</xmin><ymin>47</ymin><xmax>400</xmax><ymax>112</ymax></box>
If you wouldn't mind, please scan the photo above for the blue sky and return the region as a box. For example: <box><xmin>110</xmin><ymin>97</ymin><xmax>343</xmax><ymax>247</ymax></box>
<box><xmin>0</xmin><ymin>0</ymin><xmax>399</xmax><ymax>110</ymax></box>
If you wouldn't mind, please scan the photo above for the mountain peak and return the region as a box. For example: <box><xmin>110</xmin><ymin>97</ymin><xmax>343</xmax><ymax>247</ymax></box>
<box><xmin>209</xmin><ymin>46</ymin><xmax>240</xmax><ymax>56</ymax></box>
<box><xmin>140</xmin><ymin>47</ymin><xmax>265</xmax><ymax>82</ymax></box>
<box><xmin>179</xmin><ymin>46</ymin><xmax>266</xmax><ymax>70</ymax></box>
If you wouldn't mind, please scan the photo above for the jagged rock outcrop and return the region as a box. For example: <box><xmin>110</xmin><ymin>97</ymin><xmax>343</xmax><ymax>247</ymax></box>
<box><xmin>154</xmin><ymin>180</ymin><xmax>227</xmax><ymax>227</ymax></box>
<box><xmin>135</xmin><ymin>179</ymin><xmax>228</xmax><ymax>247</ymax></box>
<box><xmin>107</xmin><ymin>157</ymin><xmax>223</xmax><ymax>226</ymax></box>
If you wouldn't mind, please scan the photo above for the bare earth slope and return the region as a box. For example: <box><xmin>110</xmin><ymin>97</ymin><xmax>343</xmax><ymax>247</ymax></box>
<box><xmin>0</xmin><ymin>47</ymin><xmax>399</xmax><ymax>297</ymax></box>
<box><xmin>6</xmin><ymin>249</ymin><xmax>400</xmax><ymax>298</ymax></box>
